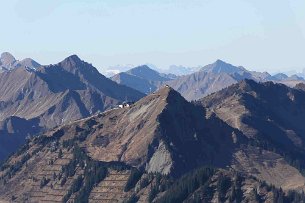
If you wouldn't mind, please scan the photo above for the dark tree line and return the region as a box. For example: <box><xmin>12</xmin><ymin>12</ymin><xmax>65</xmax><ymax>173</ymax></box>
<box><xmin>155</xmin><ymin>167</ymin><xmax>215</xmax><ymax>203</ymax></box>
<box><xmin>60</xmin><ymin>144</ymin><xmax>108</xmax><ymax>203</ymax></box>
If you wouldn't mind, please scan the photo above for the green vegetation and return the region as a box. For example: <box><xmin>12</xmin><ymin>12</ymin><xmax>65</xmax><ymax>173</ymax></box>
<box><xmin>60</xmin><ymin>176</ymin><xmax>67</xmax><ymax>187</ymax></box>
<box><xmin>284</xmin><ymin>190</ymin><xmax>305</xmax><ymax>202</ymax></box>
<box><xmin>74</xmin><ymin>161</ymin><xmax>107</xmax><ymax>203</ymax></box>
<box><xmin>139</xmin><ymin>174</ymin><xmax>153</xmax><ymax>190</ymax></box>
<box><xmin>217</xmin><ymin>174</ymin><xmax>231</xmax><ymax>202</ymax></box>
<box><xmin>15</xmin><ymin>142</ymin><xmax>30</xmax><ymax>156</ymax></box>
<box><xmin>62</xmin><ymin>175</ymin><xmax>83</xmax><ymax>203</ymax></box>
<box><xmin>40</xmin><ymin>176</ymin><xmax>50</xmax><ymax>188</ymax></box>
<box><xmin>155</xmin><ymin>167</ymin><xmax>215</xmax><ymax>203</ymax></box>
<box><xmin>35</xmin><ymin>129</ymin><xmax>64</xmax><ymax>146</ymax></box>
<box><xmin>123</xmin><ymin>193</ymin><xmax>139</xmax><ymax>203</ymax></box>
<box><xmin>124</xmin><ymin>168</ymin><xmax>143</xmax><ymax>192</ymax></box>
<box><xmin>228</xmin><ymin>174</ymin><xmax>243</xmax><ymax>203</ymax></box>
<box><xmin>60</xmin><ymin>144</ymin><xmax>108</xmax><ymax>203</ymax></box>
<box><xmin>58</xmin><ymin>149</ymin><xmax>63</xmax><ymax>158</ymax></box>
<box><xmin>7</xmin><ymin>153</ymin><xmax>30</xmax><ymax>177</ymax></box>
<box><xmin>148</xmin><ymin>173</ymin><xmax>171</xmax><ymax>202</ymax></box>
<box><xmin>62</xmin><ymin>121</ymin><xmax>97</xmax><ymax>149</ymax></box>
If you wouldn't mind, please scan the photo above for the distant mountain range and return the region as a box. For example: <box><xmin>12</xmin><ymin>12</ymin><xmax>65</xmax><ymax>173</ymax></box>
<box><xmin>103</xmin><ymin>64</ymin><xmax>199</xmax><ymax>77</ymax></box>
<box><xmin>0</xmin><ymin>53</ymin><xmax>144</xmax><ymax>160</ymax></box>
<box><xmin>164</xmin><ymin>64</ymin><xmax>201</xmax><ymax>76</ymax></box>
<box><xmin>112</xmin><ymin>59</ymin><xmax>305</xmax><ymax>100</ymax></box>
<box><xmin>168</xmin><ymin>60</ymin><xmax>279</xmax><ymax>100</ymax></box>
<box><xmin>111</xmin><ymin>65</ymin><xmax>175</xmax><ymax>94</ymax></box>
<box><xmin>2</xmin><ymin>81</ymin><xmax>305</xmax><ymax>202</ymax></box>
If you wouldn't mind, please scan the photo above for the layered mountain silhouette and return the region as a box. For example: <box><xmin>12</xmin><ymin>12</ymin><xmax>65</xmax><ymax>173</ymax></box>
<box><xmin>111</xmin><ymin>60</ymin><xmax>305</xmax><ymax>101</ymax></box>
<box><xmin>111</xmin><ymin>65</ymin><xmax>174</xmax><ymax>94</ymax></box>
<box><xmin>200</xmin><ymin>79</ymin><xmax>305</xmax><ymax>190</ymax></box>
<box><xmin>167</xmin><ymin>60</ymin><xmax>304</xmax><ymax>101</ymax></box>
<box><xmin>0</xmin><ymin>53</ymin><xmax>144</xmax><ymax>160</ymax></box>
<box><xmin>272</xmin><ymin>73</ymin><xmax>289</xmax><ymax>81</ymax></box>
<box><xmin>0</xmin><ymin>52</ymin><xmax>41</xmax><ymax>72</ymax></box>
<box><xmin>166</xmin><ymin>64</ymin><xmax>201</xmax><ymax>76</ymax></box>
<box><xmin>0</xmin><ymin>86</ymin><xmax>236</xmax><ymax>202</ymax></box>
<box><xmin>167</xmin><ymin>60</ymin><xmax>271</xmax><ymax>101</ymax></box>
<box><xmin>271</xmin><ymin>73</ymin><xmax>305</xmax><ymax>88</ymax></box>
<box><xmin>1</xmin><ymin>81</ymin><xmax>305</xmax><ymax>202</ymax></box>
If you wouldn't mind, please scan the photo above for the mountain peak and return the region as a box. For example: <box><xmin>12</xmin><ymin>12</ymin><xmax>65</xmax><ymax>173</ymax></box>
<box><xmin>272</xmin><ymin>73</ymin><xmax>288</xmax><ymax>81</ymax></box>
<box><xmin>125</xmin><ymin>65</ymin><xmax>169</xmax><ymax>82</ymax></box>
<box><xmin>18</xmin><ymin>58</ymin><xmax>41</xmax><ymax>69</ymax></box>
<box><xmin>58</xmin><ymin>55</ymin><xmax>85</xmax><ymax>71</ymax></box>
<box><xmin>132</xmin><ymin>64</ymin><xmax>151</xmax><ymax>70</ymax></box>
<box><xmin>201</xmin><ymin>60</ymin><xmax>245</xmax><ymax>74</ymax></box>
<box><xmin>214</xmin><ymin>59</ymin><xmax>227</xmax><ymax>65</ymax></box>
<box><xmin>0</xmin><ymin>52</ymin><xmax>16</xmax><ymax>65</ymax></box>
<box><xmin>156</xmin><ymin>85</ymin><xmax>175</xmax><ymax>95</ymax></box>
<box><xmin>127</xmin><ymin>65</ymin><xmax>158</xmax><ymax>75</ymax></box>
<box><xmin>62</xmin><ymin>54</ymin><xmax>82</xmax><ymax>63</ymax></box>
<box><xmin>138</xmin><ymin>85</ymin><xmax>184</xmax><ymax>105</ymax></box>
<box><xmin>154</xmin><ymin>85</ymin><xmax>187</xmax><ymax>104</ymax></box>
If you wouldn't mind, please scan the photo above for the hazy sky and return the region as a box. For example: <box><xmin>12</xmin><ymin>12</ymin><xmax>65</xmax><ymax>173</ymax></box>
<box><xmin>1</xmin><ymin>0</ymin><xmax>305</xmax><ymax>73</ymax></box>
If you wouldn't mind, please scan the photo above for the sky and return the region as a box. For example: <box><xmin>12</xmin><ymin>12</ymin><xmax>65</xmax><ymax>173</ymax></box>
<box><xmin>1</xmin><ymin>0</ymin><xmax>305</xmax><ymax>73</ymax></box>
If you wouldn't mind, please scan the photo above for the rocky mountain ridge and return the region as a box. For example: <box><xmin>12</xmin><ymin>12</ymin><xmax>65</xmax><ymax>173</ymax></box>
<box><xmin>112</xmin><ymin>59</ymin><xmax>305</xmax><ymax>101</ymax></box>
<box><xmin>0</xmin><ymin>54</ymin><xmax>144</xmax><ymax>160</ymax></box>
<box><xmin>1</xmin><ymin>82</ymin><xmax>305</xmax><ymax>202</ymax></box>
<box><xmin>0</xmin><ymin>52</ymin><xmax>41</xmax><ymax>72</ymax></box>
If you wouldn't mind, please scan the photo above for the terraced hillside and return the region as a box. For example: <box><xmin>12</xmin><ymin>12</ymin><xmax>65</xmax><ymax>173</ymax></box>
<box><xmin>1</xmin><ymin>83</ymin><xmax>305</xmax><ymax>202</ymax></box>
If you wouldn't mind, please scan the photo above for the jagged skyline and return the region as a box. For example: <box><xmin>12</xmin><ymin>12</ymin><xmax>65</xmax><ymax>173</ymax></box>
<box><xmin>1</xmin><ymin>0</ymin><xmax>305</xmax><ymax>73</ymax></box>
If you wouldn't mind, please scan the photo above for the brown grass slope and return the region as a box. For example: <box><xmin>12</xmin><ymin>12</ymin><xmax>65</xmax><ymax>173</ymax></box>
<box><xmin>0</xmin><ymin>86</ymin><xmax>240</xmax><ymax>202</ymax></box>
<box><xmin>1</xmin><ymin>83</ymin><xmax>305</xmax><ymax>202</ymax></box>
<box><xmin>200</xmin><ymin>79</ymin><xmax>305</xmax><ymax>190</ymax></box>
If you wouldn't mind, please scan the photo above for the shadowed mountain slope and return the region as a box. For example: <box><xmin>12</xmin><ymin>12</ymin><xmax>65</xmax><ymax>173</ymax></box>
<box><xmin>0</xmin><ymin>86</ymin><xmax>241</xmax><ymax>202</ymax></box>
<box><xmin>199</xmin><ymin>79</ymin><xmax>305</xmax><ymax>190</ymax></box>
<box><xmin>1</xmin><ymin>84</ymin><xmax>305</xmax><ymax>202</ymax></box>
<box><xmin>0</xmin><ymin>55</ymin><xmax>144</xmax><ymax>160</ymax></box>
